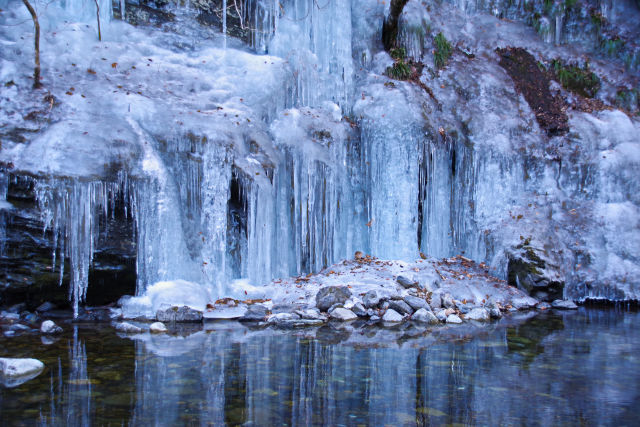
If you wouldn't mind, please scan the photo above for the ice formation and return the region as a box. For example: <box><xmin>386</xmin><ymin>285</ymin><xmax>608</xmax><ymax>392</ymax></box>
<box><xmin>0</xmin><ymin>0</ymin><xmax>639</xmax><ymax>315</ymax></box>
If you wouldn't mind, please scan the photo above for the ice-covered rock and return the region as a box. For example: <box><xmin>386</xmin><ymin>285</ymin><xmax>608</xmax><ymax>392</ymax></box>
<box><xmin>446</xmin><ymin>314</ymin><xmax>463</xmax><ymax>324</ymax></box>
<box><xmin>149</xmin><ymin>322</ymin><xmax>167</xmax><ymax>333</ymax></box>
<box><xmin>40</xmin><ymin>320</ymin><xmax>63</xmax><ymax>335</ymax></box>
<box><xmin>0</xmin><ymin>358</ymin><xmax>44</xmax><ymax>388</ymax></box>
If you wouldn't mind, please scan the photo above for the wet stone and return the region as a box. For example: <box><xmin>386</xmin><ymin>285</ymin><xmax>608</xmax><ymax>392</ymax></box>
<box><xmin>404</xmin><ymin>295</ymin><xmax>429</xmax><ymax>311</ymax></box>
<box><xmin>316</xmin><ymin>286</ymin><xmax>352</xmax><ymax>312</ymax></box>
<box><xmin>446</xmin><ymin>314</ymin><xmax>463</xmax><ymax>324</ymax></box>
<box><xmin>241</xmin><ymin>304</ymin><xmax>270</xmax><ymax>321</ymax></box>
<box><xmin>551</xmin><ymin>300</ymin><xmax>578</xmax><ymax>310</ymax></box>
<box><xmin>412</xmin><ymin>308</ymin><xmax>439</xmax><ymax>324</ymax></box>
<box><xmin>466</xmin><ymin>308</ymin><xmax>490</xmax><ymax>322</ymax></box>
<box><xmin>388</xmin><ymin>300</ymin><xmax>413</xmax><ymax>315</ymax></box>
<box><xmin>40</xmin><ymin>320</ymin><xmax>62</xmax><ymax>335</ymax></box>
<box><xmin>382</xmin><ymin>309</ymin><xmax>403</xmax><ymax>323</ymax></box>
<box><xmin>156</xmin><ymin>306</ymin><xmax>204</xmax><ymax>323</ymax></box>
<box><xmin>329</xmin><ymin>308</ymin><xmax>357</xmax><ymax>321</ymax></box>
<box><xmin>396</xmin><ymin>275</ymin><xmax>417</xmax><ymax>289</ymax></box>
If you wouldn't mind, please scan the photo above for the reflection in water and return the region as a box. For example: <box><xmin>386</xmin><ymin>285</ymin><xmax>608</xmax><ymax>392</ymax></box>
<box><xmin>1</xmin><ymin>309</ymin><xmax>640</xmax><ymax>426</ymax></box>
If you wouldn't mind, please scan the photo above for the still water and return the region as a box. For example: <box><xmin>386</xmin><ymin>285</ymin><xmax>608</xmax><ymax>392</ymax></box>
<box><xmin>1</xmin><ymin>308</ymin><xmax>639</xmax><ymax>426</ymax></box>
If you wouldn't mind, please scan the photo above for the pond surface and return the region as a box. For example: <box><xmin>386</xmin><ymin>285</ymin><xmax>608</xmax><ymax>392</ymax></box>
<box><xmin>1</xmin><ymin>308</ymin><xmax>639</xmax><ymax>426</ymax></box>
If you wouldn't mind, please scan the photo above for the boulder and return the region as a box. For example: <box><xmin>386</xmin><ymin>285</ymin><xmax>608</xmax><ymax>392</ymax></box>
<box><xmin>0</xmin><ymin>358</ymin><xmax>44</xmax><ymax>388</ymax></box>
<box><xmin>435</xmin><ymin>309</ymin><xmax>448</xmax><ymax>322</ymax></box>
<box><xmin>295</xmin><ymin>308</ymin><xmax>324</xmax><ymax>320</ymax></box>
<box><xmin>551</xmin><ymin>299</ymin><xmax>578</xmax><ymax>310</ymax></box>
<box><xmin>441</xmin><ymin>293</ymin><xmax>455</xmax><ymax>309</ymax></box>
<box><xmin>316</xmin><ymin>286</ymin><xmax>352</xmax><ymax>312</ymax></box>
<box><xmin>351</xmin><ymin>302</ymin><xmax>367</xmax><ymax>317</ymax></box>
<box><xmin>412</xmin><ymin>308</ymin><xmax>439</xmax><ymax>324</ymax></box>
<box><xmin>404</xmin><ymin>295</ymin><xmax>429</xmax><ymax>311</ymax></box>
<box><xmin>36</xmin><ymin>302</ymin><xmax>56</xmax><ymax>313</ymax></box>
<box><xmin>156</xmin><ymin>305</ymin><xmax>204</xmax><ymax>323</ymax></box>
<box><xmin>507</xmin><ymin>243</ymin><xmax>564</xmax><ymax>301</ymax></box>
<box><xmin>388</xmin><ymin>300</ymin><xmax>413</xmax><ymax>315</ymax></box>
<box><xmin>429</xmin><ymin>293</ymin><xmax>442</xmax><ymax>310</ymax></box>
<box><xmin>241</xmin><ymin>304</ymin><xmax>270</xmax><ymax>321</ymax></box>
<box><xmin>329</xmin><ymin>308</ymin><xmax>358</xmax><ymax>321</ymax></box>
<box><xmin>114</xmin><ymin>322</ymin><xmax>143</xmax><ymax>333</ymax></box>
<box><xmin>382</xmin><ymin>309</ymin><xmax>404</xmax><ymax>322</ymax></box>
<box><xmin>466</xmin><ymin>308</ymin><xmax>490</xmax><ymax>322</ymax></box>
<box><xmin>268</xmin><ymin>312</ymin><xmax>301</xmax><ymax>323</ymax></box>
<box><xmin>511</xmin><ymin>295</ymin><xmax>538</xmax><ymax>310</ymax></box>
<box><xmin>363</xmin><ymin>290</ymin><xmax>383</xmax><ymax>308</ymax></box>
<box><xmin>396</xmin><ymin>275</ymin><xmax>417</xmax><ymax>288</ymax></box>
<box><xmin>536</xmin><ymin>301</ymin><xmax>551</xmax><ymax>310</ymax></box>
<box><xmin>446</xmin><ymin>314</ymin><xmax>463</xmax><ymax>324</ymax></box>
<box><xmin>149</xmin><ymin>322</ymin><xmax>167</xmax><ymax>333</ymax></box>
<box><xmin>40</xmin><ymin>320</ymin><xmax>62</xmax><ymax>335</ymax></box>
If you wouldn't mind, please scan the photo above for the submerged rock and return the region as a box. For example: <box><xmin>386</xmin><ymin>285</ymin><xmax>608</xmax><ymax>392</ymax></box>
<box><xmin>551</xmin><ymin>300</ymin><xmax>578</xmax><ymax>310</ymax></box>
<box><xmin>412</xmin><ymin>308</ymin><xmax>439</xmax><ymax>324</ymax></box>
<box><xmin>0</xmin><ymin>358</ymin><xmax>44</xmax><ymax>388</ymax></box>
<box><xmin>36</xmin><ymin>302</ymin><xmax>56</xmax><ymax>313</ymax></box>
<box><xmin>316</xmin><ymin>286</ymin><xmax>352</xmax><ymax>312</ymax></box>
<box><xmin>156</xmin><ymin>305</ymin><xmax>204</xmax><ymax>323</ymax></box>
<box><xmin>40</xmin><ymin>320</ymin><xmax>62</xmax><ymax>334</ymax></box>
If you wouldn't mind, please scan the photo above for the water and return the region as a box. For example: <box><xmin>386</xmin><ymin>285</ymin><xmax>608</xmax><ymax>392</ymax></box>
<box><xmin>1</xmin><ymin>308</ymin><xmax>639</xmax><ymax>425</ymax></box>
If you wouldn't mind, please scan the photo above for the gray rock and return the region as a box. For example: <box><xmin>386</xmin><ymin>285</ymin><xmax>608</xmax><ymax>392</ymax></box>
<box><xmin>329</xmin><ymin>308</ymin><xmax>357</xmax><ymax>321</ymax></box>
<box><xmin>396</xmin><ymin>275</ymin><xmax>417</xmax><ymax>288</ymax></box>
<box><xmin>149</xmin><ymin>322</ymin><xmax>167</xmax><ymax>333</ymax></box>
<box><xmin>435</xmin><ymin>309</ymin><xmax>448</xmax><ymax>322</ymax></box>
<box><xmin>551</xmin><ymin>299</ymin><xmax>578</xmax><ymax>310</ymax></box>
<box><xmin>489</xmin><ymin>307</ymin><xmax>502</xmax><ymax>319</ymax></box>
<box><xmin>114</xmin><ymin>322</ymin><xmax>143</xmax><ymax>334</ymax></box>
<box><xmin>316</xmin><ymin>286</ymin><xmax>352</xmax><ymax>312</ymax></box>
<box><xmin>363</xmin><ymin>290</ymin><xmax>383</xmax><ymax>308</ymax></box>
<box><xmin>351</xmin><ymin>302</ymin><xmax>367</xmax><ymax>317</ymax></box>
<box><xmin>412</xmin><ymin>308</ymin><xmax>439</xmax><ymax>324</ymax></box>
<box><xmin>36</xmin><ymin>302</ymin><xmax>56</xmax><ymax>313</ymax></box>
<box><xmin>382</xmin><ymin>309</ymin><xmax>404</xmax><ymax>322</ymax></box>
<box><xmin>388</xmin><ymin>300</ymin><xmax>414</xmax><ymax>315</ymax></box>
<box><xmin>418</xmin><ymin>273</ymin><xmax>441</xmax><ymax>292</ymax></box>
<box><xmin>442</xmin><ymin>293</ymin><xmax>455</xmax><ymax>309</ymax></box>
<box><xmin>404</xmin><ymin>295</ymin><xmax>429</xmax><ymax>311</ymax></box>
<box><xmin>446</xmin><ymin>314</ymin><xmax>463</xmax><ymax>324</ymax></box>
<box><xmin>381</xmin><ymin>301</ymin><xmax>390</xmax><ymax>310</ymax></box>
<box><xmin>536</xmin><ymin>301</ymin><xmax>551</xmax><ymax>310</ymax></box>
<box><xmin>241</xmin><ymin>304</ymin><xmax>270</xmax><ymax>321</ymax></box>
<box><xmin>40</xmin><ymin>320</ymin><xmax>62</xmax><ymax>335</ymax></box>
<box><xmin>0</xmin><ymin>358</ymin><xmax>44</xmax><ymax>388</ymax></box>
<box><xmin>366</xmin><ymin>308</ymin><xmax>376</xmax><ymax>317</ymax></box>
<box><xmin>156</xmin><ymin>305</ymin><xmax>204</xmax><ymax>323</ymax></box>
<box><xmin>466</xmin><ymin>308</ymin><xmax>490</xmax><ymax>322</ymax></box>
<box><xmin>511</xmin><ymin>296</ymin><xmax>538</xmax><ymax>310</ymax></box>
<box><xmin>455</xmin><ymin>301</ymin><xmax>474</xmax><ymax>314</ymax></box>
<box><xmin>295</xmin><ymin>308</ymin><xmax>324</xmax><ymax>320</ymax></box>
<box><xmin>429</xmin><ymin>293</ymin><xmax>442</xmax><ymax>310</ymax></box>
<box><xmin>370</xmin><ymin>315</ymin><xmax>380</xmax><ymax>321</ymax></box>
<box><xmin>268</xmin><ymin>312</ymin><xmax>301</xmax><ymax>323</ymax></box>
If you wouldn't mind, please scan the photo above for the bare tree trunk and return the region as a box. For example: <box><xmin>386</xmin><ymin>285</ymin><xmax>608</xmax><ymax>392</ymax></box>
<box><xmin>94</xmin><ymin>0</ymin><xmax>102</xmax><ymax>41</ymax></box>
<box><xmin>21</xmin><ymin>0</ymin><xmax>41</xmax><ymax>88</ymax></box>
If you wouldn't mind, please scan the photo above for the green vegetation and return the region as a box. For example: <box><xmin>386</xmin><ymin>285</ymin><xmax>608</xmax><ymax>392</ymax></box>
<box><xmin>385</xmin><ymin>47</ymin><xmax>412</xmax><ymax>80</ymax></box>
<box><xmin>564</xmin><ymin>0</ymin><xmax>578</xmax><ymax>10</ymax></box>
<box><xmin>614</xmin><ymin>87</ymin><xmax>640</xmax><ymax>114</ymax></box>
<box><xmin>433</xmin><ymin>32</ymin><xmax>452</xmax><ymax>69</ymax></box>
<box><xmin>551</xmin><ymin>59</ymin><xmax>600</xmax><ymax>98</ymax></box>
<box><xmin>601</xmin><ymin>36</ymin><xmax>625</xmax><ymax>56</ymax></box>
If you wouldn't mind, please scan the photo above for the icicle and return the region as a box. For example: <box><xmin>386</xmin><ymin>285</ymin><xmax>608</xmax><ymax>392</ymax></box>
<box><xmin>222</xmin><ymin>0</ymin><xmax>228</xmax><ymax>50</ymax></box>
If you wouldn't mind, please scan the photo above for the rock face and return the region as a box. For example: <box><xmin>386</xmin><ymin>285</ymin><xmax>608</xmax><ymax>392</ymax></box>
<box><xmin>329</xmin><ymin>308</ymin><xmax>358</xmax><ymax>321</ymax></box>
<box><xmin>40</xmin><ymin>320</ymin><xmax>63</xmax><ymax>334</ymax></box>
<box><xmin>507</xmin><ymin>244</ymin><xmax>565</xmax><ymax>301</ymax></box>
<box><xmin>0</xmin><ymin>358</ymin><xmax>45</xmax><ymax>388</ymax></box>
<box><xmin>412</xmin><ymin>308</ymin><xmax>439</xmax><ymax>324</ymax></box>
<box><xmin>316</xmin><ymin>286</ymin><xmax>352</xmax><ymax>312</ymax></box>
<box><xmin>156</xmin><ymin>306</ymin><xmax>204</xmax><ymax>323</ymax></box>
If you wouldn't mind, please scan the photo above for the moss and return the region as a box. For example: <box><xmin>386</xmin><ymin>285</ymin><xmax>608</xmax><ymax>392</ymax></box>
<box><xmin>386</xmin><ymin>61</ymin><xmax>412</xmax><ymax>80</ymax></box>
<box><xmin>551</xmin><ymin>59</ymin><xmax>600</xmax><ymax>98</ymax></box>
<box><xmin>433</xmin><ymin>32</ymin><xmax>452</xmax><ymax>69</ymax></box>
<box><xmin>601</xmin><ymin>37</ymin><xmax>625</xmax><ymax>56</ymax></box>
